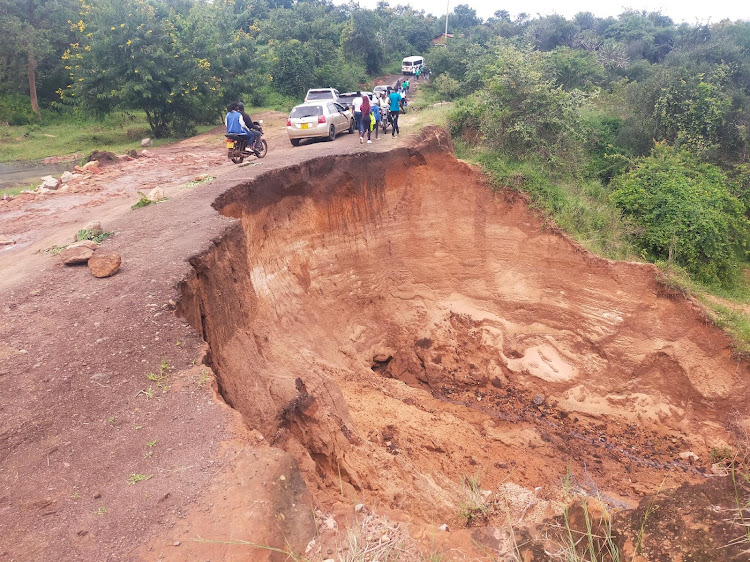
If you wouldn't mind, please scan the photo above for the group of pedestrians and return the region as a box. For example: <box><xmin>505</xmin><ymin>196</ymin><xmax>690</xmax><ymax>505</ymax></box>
<box><xmin>351</xmin><ymin>86</ymin><xmax>405</xmax><ymax>143</ymax></box>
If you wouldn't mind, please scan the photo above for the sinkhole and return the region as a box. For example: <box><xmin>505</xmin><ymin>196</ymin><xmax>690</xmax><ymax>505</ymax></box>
<box><xmin>176</xmin><ymin>127</ymin><xmax>750</xmax><ymax>542</ymax></box>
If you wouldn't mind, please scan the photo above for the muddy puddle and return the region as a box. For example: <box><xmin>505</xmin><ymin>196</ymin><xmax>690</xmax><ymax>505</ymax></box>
<box><xmin>0</xmin><ymin>160</ymin><xmax>74</xmax><ymax>189</ymax></box>
<box><xmin>177</xmin><ymin>128</ymin><xmax>750</xmax><ymax>560</ymax></box>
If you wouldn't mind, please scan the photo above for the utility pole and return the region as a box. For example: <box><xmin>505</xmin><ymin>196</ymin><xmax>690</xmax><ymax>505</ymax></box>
<box><xmin>444</xmin><ymin>0</ymin><xmax>449</xmax><ymax>42</ymax></box>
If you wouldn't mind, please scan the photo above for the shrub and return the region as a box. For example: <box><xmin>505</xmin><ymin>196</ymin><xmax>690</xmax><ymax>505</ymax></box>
<box><xmin>611</xmin><ymin>143</ymin><xmax>750</xmax><ymax>285</ymax></box>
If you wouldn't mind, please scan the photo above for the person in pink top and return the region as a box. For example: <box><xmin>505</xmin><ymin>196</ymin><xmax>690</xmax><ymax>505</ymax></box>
<box><xmin>359</xmin><ymin>94</ymin><xmax>371</xmax><ymax>143</ymax></box>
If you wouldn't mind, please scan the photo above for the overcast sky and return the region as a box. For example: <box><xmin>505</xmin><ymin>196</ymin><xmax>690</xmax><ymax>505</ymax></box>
<box><xmin>335</xmin><ymin>0</ymin><xmax>748</xmax><ymax>25</ymax></box>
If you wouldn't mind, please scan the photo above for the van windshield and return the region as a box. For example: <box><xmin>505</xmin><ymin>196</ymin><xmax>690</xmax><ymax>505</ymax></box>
<box><xmin>291</xmin><ymin>105</ymin><xmax>323</xmax><ymax>118</ymax></box>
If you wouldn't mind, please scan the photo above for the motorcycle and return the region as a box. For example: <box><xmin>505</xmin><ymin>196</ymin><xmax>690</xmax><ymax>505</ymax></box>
<box><xmin>226</xmin><ymin>120</ymin><xmax>268</xmax><ymax>164</ymax></box>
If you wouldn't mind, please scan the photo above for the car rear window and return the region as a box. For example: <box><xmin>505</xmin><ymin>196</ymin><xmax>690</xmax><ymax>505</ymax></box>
<box><xmin>291</xmin><ymin>105</ymin><xmax>323</xmax><ymax>118</ymax></box>
<box><xmin>306</xmin><ymin>91</ymin><xmax>333</xmax><ymax>100</ymax></box>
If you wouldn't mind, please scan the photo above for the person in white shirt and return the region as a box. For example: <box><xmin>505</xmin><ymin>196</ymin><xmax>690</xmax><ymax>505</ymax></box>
<box><xmin>352</xmin><ymin>92</ymin><xmax>363</xmax><ymax>143</ymax></box>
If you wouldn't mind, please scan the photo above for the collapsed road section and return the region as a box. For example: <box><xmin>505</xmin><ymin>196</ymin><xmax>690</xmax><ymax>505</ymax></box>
<box><xmin>178</xmin><ymin>126</ymin><xmax>750</xmax><ymax>559</ymax></box>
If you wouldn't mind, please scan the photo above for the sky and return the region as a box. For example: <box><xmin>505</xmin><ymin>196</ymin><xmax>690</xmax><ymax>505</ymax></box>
<box><xmin>335</xmin><ymin>0</ymin><xmax>748</xmax><ymax>25</ymax></box>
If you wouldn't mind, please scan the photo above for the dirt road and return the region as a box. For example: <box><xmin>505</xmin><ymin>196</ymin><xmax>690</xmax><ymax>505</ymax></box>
<box><xmin>2</xmin><ymin>111</ymin><xmax>750</xmax><ymax>561</ymax></box>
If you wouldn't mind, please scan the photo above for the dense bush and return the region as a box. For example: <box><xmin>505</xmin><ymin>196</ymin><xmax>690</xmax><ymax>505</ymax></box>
<box><xmin>611</xmin><ymin>143</ymin><xmax>750</xmax><ymax>284</ymax></box>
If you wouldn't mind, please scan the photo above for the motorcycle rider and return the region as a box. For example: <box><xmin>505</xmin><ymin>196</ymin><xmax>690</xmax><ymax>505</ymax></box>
<box><xmin>225</xmin><ymin>102</ymin><xmax>252</xmax><ymax>149</ymax></box>
<box><xmin>236</xmin><ymin>102</ymin><xmax>261</xmax><ymax>155</ymax></box>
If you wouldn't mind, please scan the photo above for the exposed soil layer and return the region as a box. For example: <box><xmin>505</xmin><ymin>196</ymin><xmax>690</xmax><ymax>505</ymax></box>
<box><xmin>178</xmin><ymin>127</ymin><xmax>750</xmax><ymax>558</ymax></box>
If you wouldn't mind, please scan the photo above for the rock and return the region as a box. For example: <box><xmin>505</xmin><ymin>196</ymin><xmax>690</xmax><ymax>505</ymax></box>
<box><xmin>86</xmin><ymin>150</ymin><xmax>116</xmax><ymax>165</ymax></box>
<box><xmin>0</xmin><ymin>238</ymin><xmax>15</xmax><ymax>246</ymax></box>
<box><xmin>354</xmin><ymin>503</ymin><xmax>365</xmax><ymax>512</ymax></box>
<box><xmin>679</xmin><ymin>451</ymin><xmax>699</xmax><ymax>463</ymax></box>
<box><xmin>88</xmin><ymin>252</ymin><xmax>121</xmax><ymax>278</ymax></box>
<box><xmin>82</xmin><ymin>160</ymin><xmax>99</xmax><ymax>170</ymax></box>
<box><xmin>40</xmin><ymin>175</ymin><xmax>60</xmax><ymax>190</ymax></box>
<box><xmin>83</xmin><ymin>220</ymin><xmax>103</xmax><ymax>235</ymax></box>
<box><xmin>194</xmin><ymin>174</ymin><xmax>211</xmax><ymax>181</ymax></box>
<box><xmin>532</xmin><ymin>394</ymin><xmax>546</xmax><ymax>406</ymax></box>
<box><xmin>60</xmin><ymin>171</ymin><xmax>75</xmax><ymax>184</ymax></box>
<box><xmin>60</xmin><ymin>246</ymin><xmax>94</xmax><ymax>265</ymax></box>
<box><xmin>141</xmin><ymin>149</ymin><xmax>152</xmax><ymax>157</ymax></box>
<box><xmin>439</xmin><ymin>523</ymin><xmax>449</xmax><ymax>532</ymax></box>
<box><xmin>147</xmin><ymin>187</ymin><xmax>165</xmax><ymax>202</ymax></box>
<box><xmin>173</xmin><ymin>541</ymin><xmax>180</xmax><ymax>547</ymax></box>
<box><xmin>141</xmin><ymin>137</ymin><xmax>153</xmax><ymax>147</ymax></box>
<box><xmin>69</xmin><ymin>240</ymin><xmax>98</xmax><ymax>250</ymax></box>
<box><xmin>127</xmin><ymin>149</ymin><xmax>140</xmax><ymax>158</ymax></box>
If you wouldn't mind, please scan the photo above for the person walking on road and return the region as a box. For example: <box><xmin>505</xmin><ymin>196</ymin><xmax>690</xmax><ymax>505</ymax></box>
<box><xmin>388</xmin><ymin>89</ymin><xmax>401</xmax><ymax>137</ymax></box>
<box><xmin>368</xmin><ymin>101</ymin><xmax>381</xmax><ymax>142</ymax></box>
<box><xmin>415</xmin><ymin>66</ymin><xmax>421</xmax><ymax>81</ymax></box>
<box><xmin>352</xmin><ymin>92</ymin><xmax>364</xmax><ymax>143</ymax></box>
<box><xmin>359</xmin><ymin>93</ymin><xmax>371</xmax><ymax>142</ymax></box>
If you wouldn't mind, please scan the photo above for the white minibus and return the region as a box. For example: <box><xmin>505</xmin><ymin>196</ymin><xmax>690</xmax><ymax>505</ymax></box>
<box><xmin>401</xmin><ymin>56</ymin><xmax>423</xmax><ymax>75</ymax></box>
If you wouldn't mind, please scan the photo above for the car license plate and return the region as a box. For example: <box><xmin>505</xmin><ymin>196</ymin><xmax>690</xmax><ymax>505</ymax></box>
<box><xmin>226</xmin><ymin>141</ymin><xmax>234</xmax><ymax>148</ymax></box>
<box><xmin>301</xmin><ymin>123</ymin><xmax>309</xmax><ymax>129</ymax></box>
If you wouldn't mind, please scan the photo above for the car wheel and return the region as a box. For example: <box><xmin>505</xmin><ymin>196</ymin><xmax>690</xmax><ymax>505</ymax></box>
<box><xmin>348</xmin><ymin>118</ymin><xmax>355</xmax><ymax>134</ymax></box>
<box><xmin>327</xmin><ymin>124</ymin><xmax>335</xmax><ymax>141</ymax></box>
<box><xmin>290</xmin><ymin>138</ymin><xmax>300</xmax><ymax>147</ymax></box>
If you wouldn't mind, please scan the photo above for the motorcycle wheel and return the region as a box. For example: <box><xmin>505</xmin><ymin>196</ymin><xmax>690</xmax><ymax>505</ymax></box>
<box><xmin>231</xmin><ymin>156</ymin><xmax>245</xmax><ymax>164</ymax></box>
<box><xmin>255</xmin><ymin>139</ymin><xmax>268</xmax><ymax>158</ymax></box>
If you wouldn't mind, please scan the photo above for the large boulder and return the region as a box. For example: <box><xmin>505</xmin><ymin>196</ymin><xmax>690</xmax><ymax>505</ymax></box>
<box><xmin>141</xmin><ymin>137</ymin><xmax>152</xmax><ymax>147</ymax></box>
<box><xmin>88</xmin><ymin>252</ymin><xmax>121</xmax><ymax>278</ymax></box>
<box><xmin>60</xmin><ymin>246</ymin><xmax>94</xmax><ymax>265</ymax></box>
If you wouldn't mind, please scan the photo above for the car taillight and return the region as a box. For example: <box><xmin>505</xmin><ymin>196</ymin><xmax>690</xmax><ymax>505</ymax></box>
<box><xmin>317</xmin><ymin>115</ymin><xmax>326</xmax><ymax>124</ymax></box>
<box><xmin>286</xmin><ymin>118</ymin><xmax>291</xmax><ymax>127</ymax></box>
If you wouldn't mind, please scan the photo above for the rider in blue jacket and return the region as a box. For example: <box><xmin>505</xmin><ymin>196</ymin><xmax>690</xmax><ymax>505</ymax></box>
<box><xmin>225</xmin><ymin>102</ymin><xmax>258</xmax><ymax>153</ymax></box>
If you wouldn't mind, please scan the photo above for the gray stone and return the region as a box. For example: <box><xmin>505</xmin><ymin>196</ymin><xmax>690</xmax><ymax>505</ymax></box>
<box><xmin>141</xmin><ymin>137</ymin><xmax>153</xmax><ymax>147</ymax></box>
<box><xmin>39</xmin><ymin>175</ymin><xmax>60</xmax><ymax>190</ymax></box>
<box><xmin>60</xmin><ymin>171</ymin><xmax>75</xmax><ymax>184</ymax></box>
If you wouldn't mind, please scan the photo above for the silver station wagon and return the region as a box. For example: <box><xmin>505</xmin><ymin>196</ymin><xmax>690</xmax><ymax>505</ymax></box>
<box><xmin>286</xmin><ymin>101</ymin><xmax>355</xmax><ymax>146</ymax></box>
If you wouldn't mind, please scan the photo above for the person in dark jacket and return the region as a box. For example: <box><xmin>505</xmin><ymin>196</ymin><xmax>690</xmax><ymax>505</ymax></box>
<box><xmin>236</xmin><ymin>102</ymin><xmax>261</xmax><ymax>154</ymax></box>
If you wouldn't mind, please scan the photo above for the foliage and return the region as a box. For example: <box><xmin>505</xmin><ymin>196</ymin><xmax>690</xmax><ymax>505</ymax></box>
<box><xmin>469</xmin><ymin>145</ymin><xmax>635</xmax><ymax>259</ymax></box>
<box><xmin>76</xmin><ymin>229</ymin><xmax>113</xmax><ymax>243</ymax></box>
<box><xmin>66</xmin><ymin>0</ymin><xmax>216</xmax><ymax>137</ymax></box>
<box><xmin>449</xmin><ymin>42</ymin><xmax>586</xmax><ymax>168</ymax></box>
<box><xmin>131</xmin><ymin>192</ymin><xmax>154</xmax><ymax>210</ymax></box>
<box><xmin>433</xmin><ymin>73</ymin><xmax>460</xmax><ymax>100</ymax></box>
<box><xmin>611</xmin><ymin>143</ymin><xmax>750</xmax><ymax>285</ymax></box>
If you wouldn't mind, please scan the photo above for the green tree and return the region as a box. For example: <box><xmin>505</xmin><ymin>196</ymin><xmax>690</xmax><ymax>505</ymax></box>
<box><xmin>68</xmin><ymin>0</ymin><xmax>216</xmax><ymax>136</ymax></box>
<box><xmin>611</xmin><ymin>143</ymin><xmax>750</xmax><ymax>284</ymax></box>
<box><xmin>270</xmin><ymin>39</ymin><xmax>314</xmax><ymax>97</ymax></box>
<box><xmin>0</xmin><ymin>0</ymin><xmax>78</xmax><ymax>119</ymax></box>
<box><xmin>653</xmin><ymin>65</ymin><xmax>733</xmax><ymax>156</ymax></box>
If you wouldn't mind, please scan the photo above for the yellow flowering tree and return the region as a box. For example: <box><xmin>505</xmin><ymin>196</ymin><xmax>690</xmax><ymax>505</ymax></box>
<box><xmin>68</xmin><ymin>0</ymin><xmax>215</xmax><ymax>136</ymax></box>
